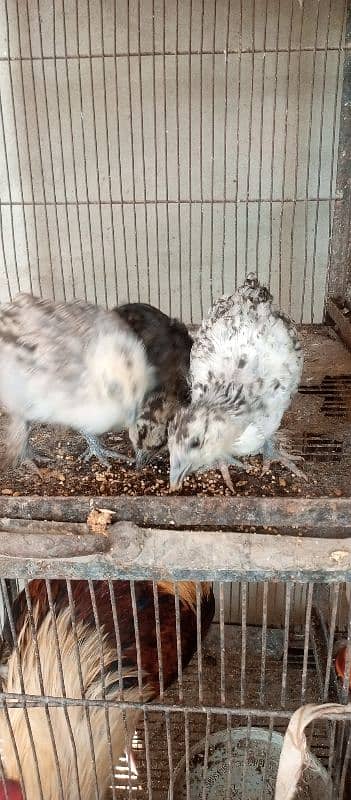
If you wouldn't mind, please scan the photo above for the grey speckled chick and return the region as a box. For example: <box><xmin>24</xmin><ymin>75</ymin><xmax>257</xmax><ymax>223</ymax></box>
<box><xmin>129</xmin><ymin>391</ymin><xmax>180</xmax><ymax>467</ymax></box>
<box><xmin>0</xmin><ymin>294</ymin><xmax>154</xmax><ymax>469</ymax></box>
<box><xmin>114</xmin><ymin>303</ymin><xmax>193</xmax><ymax>465</ymax></box>
<box><xmin>168</xmin><ymin>273</ymin><xmax>304</xmax><ymax>491</ymax></box>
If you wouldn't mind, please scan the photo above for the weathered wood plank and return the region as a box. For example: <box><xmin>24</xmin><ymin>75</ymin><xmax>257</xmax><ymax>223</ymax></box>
<box><xmin>0</xmin><ymin>496</ymin><xmax>350</xmax><ymax>533</ymax></box>
<box><xmin>326</xmin><ymin>299</ymin><xmax>351</xmax><ymax>352</ymax></box>
<box><xmin>0</xmin><ymin>523</ymin><xmax>350</xmax><ymax>582</ymax></box>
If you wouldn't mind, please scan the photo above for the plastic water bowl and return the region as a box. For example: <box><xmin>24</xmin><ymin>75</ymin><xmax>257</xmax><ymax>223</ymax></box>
<box><xmin>168</xmin><ymin>727</ymin><xmax>333</xmax><ymax>799</ymax></box>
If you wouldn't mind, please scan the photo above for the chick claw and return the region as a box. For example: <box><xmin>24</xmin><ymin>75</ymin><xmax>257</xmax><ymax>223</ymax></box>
<box><xmin>80</xmin><ymin>432</ymin><xmax>133</xmax><ymax>468</ymax></box>
<box><xmin>261</xmin><ymin>440</ymin><xmax>307</xmax><ymax>481</ymax></box>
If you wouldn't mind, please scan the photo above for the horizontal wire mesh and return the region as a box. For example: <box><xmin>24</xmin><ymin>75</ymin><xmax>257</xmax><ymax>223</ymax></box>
<box><xmin>0</xmin><ymin>0</ymin><xmax>348</xmax><ymax>321</ymax></box>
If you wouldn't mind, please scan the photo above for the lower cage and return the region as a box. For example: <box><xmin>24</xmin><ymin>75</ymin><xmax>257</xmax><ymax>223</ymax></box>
<box><xmin>0</xmin><ymin>574</ymin><xmax>350</xmax><ymax>799</ymax></box>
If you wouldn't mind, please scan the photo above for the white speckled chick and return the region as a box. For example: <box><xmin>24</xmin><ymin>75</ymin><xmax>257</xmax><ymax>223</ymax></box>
<box><xmin>168</xmin><ymin>274</ymin><xmax>304</xmax><ymax>490</ymax></box>
<box><xmin>0</xmin><ymin>294</ymin><xmax>154</xmax><ymax>468</ymax></box>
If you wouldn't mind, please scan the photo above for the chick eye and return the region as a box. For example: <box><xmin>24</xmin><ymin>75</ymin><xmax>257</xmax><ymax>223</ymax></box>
<box><xmin>189</xmin><ymin>437</ymin><xmax>200</xmax><ymax>449</ymax></box>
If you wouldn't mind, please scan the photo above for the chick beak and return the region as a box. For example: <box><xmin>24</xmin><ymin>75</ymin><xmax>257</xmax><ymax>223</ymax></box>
<box><xmin>135</xmin><ymin>449</ymin><xmax>149</xmax><ymax>469</ymax></box>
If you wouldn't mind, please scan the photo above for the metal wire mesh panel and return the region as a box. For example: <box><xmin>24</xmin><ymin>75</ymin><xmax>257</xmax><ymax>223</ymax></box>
<box><xmin>0</xmin><ymin>575</ymin><xmax>350</xmax><ymax>799</ymax></box>
<box><xmin>0</xmin><ymin>0</ymin><xmax>347</xmax><ymax>322</ymax></box>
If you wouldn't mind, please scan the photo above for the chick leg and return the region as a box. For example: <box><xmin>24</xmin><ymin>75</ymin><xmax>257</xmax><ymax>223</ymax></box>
<box><xmin>262</xmin><ymin>438</ymin><xmax>307</xmax><ymax>481</ymax></box>
<box><xmin>1</xmin><ymin>417</ymin><xmax>48</xmax><ymax>475</ymax></box>
<box><xmin>220</xmin><ymin>464</ymin><xmax>235</xmax><ymax>492</ymax></box>
<box><xmin>80</xmin><ymin>432</ymin><xmax>133</xmax><ymax>467</ymax></box>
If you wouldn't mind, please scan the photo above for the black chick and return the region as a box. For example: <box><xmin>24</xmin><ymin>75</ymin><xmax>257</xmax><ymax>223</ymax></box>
<box><xmin>114</xmin><ymin>303</ymin><xmax>193</xmax><ymax>464</ymax></box>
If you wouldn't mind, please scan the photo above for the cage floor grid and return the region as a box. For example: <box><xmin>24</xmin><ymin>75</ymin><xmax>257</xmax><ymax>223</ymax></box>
<box><xmin>110</xmin><ymin>624</ymin><xmax>329</xmax><ymax>799</ymax></box>
<box><xmin>0</xmin><ymin>326</ymin><xmax>350</xmax><ymax>500</ymax></box>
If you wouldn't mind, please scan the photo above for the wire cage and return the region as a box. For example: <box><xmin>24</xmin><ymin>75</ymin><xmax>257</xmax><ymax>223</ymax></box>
<box><xmin>0</xmin><ymin>0</ymin><xmax>351</xmax><ymax>797</ymax></box>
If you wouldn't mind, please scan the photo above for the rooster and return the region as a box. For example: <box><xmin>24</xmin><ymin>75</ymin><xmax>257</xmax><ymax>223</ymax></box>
<box><xmin>168</xmin><ymin>274</ymin><xmax>304</xmax><ymax>491</ymax></box>
<box><xmin>114</xmin><ymin>303</ymin><xmax>192</xmax><ymax>466</ymax></box>
<box><xmin>0</xmin><ymin>579</ymin><xmax>214</xmax><ymax>799</ymax></box>
<box><xmin>0</xmin><ymin>294</ymin><xmax>154</xmax><ymax>469</ymax></box>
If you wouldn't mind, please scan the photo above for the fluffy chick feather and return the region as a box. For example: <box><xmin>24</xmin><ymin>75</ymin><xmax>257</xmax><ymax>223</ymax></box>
<box><xmin>114</xmin><ymin>303</ymin><xmax>192</xmax><ymax>464</ymax></box>
<box><xmin>168</xmin><ymin>274</ymin><xmax>304</xmax><ymax>490</ymax></box>
<box><xmin>0</xmin><ymin>294</ymin><xmax>154</xmax><ymax>468</ymax></box>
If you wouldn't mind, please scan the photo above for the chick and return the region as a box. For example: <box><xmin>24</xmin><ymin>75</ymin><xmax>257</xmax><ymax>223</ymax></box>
<box><xmin>0</xmin><ymin>294</ymin><xmax>154</xmax><ymax>469</ymax></box>
<box><xmin>128</xmin><ymin>391</ymin><xmax>180</xmax><ymax>467</ymax></box>
<box><xmin>168</xmin><ymin>273</ymin><xmax>304</xmax><ymax>491</ymax></box>
<box><xmin>114</xmin><ymin>303</ymin><xmax>192</xmax><ymax>464</ymax></box>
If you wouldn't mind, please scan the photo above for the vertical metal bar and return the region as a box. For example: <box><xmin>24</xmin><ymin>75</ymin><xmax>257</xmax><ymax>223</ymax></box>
<box><xmin>199</xmin><ymin>0</ymin><xmax>205</xmax><ymax>319</ymax></box>
<box><xmin>341</xmin><ymin>590</ymin><xmax>351</xmax><ymax>703</ymax></box>
<box><xmin>45</xmin><ymin>580</ymin><xmax>82</xmax><ymax>800</ymax></box>
<box><xmin>152</xmin><ymin>581</ymin><xmax>164</xmax><ymax>699</ymax></box>
<box><xmin>277</xmin><ymin>0</ymin><xmax>294</xmax><ymax>308</ymax></box>
<box><xmin>244</xmin><ymin>0</ymin><xmax>256</xmax><ymax>275</ymax></box>
<box><xmin>201</xmin><ymin>712</ymin><xmax>211</xmax><ymax>800</ymax></box>
<box><xmin>268</xmin><ymin>0</ymin><xmax>280</xmax><ymax>289</ymax></box>
<box><xmin>288</xmin><ymin>0</ymin><xmax>304</xmax><ymax>314</ymax></box>
<box><xmin>126</xmin><ymin>0</ymin><xmax>141</xmax><ymax>302</ymax></box>
<box><xmin>240</xmin><ymin>581</ymin><xmax>247</xmax><ymax>706</ymax></box>
<box><xmin>225</xmin><ymin>712</ymin><xmax>232</xmax><ymax>800</ymax></box>
<box><xmin>60</xmin><ymin>0</ymin><xmax>87</xmax><ymax>300</ymax></box>
<box><xmin>129</xmin><ymin>580</ymin><xmax>144</xmax><ymax>697</ymax></box>
<box><xmin>35</xmin><ymin>0</ymin><xmax>74</xmax><ymax>300</ymax></box>
<box><xmin>0</xmin><ymin>580</ymin><xmax>44</xmax><ymax>799</ymax></box>
<box><xmin>324</xmin><ymin>583</ymin><xmax>340</xmax><ymax>701</ymax></box>
<box><xmin>22</xmin><ymin>581</ymin><xmax>64</xmax><ymax>800</ymax></box>
<box><xmin>338</xmin><ymin>724</ymin><xmax>351</xmax><ymax>800</ymax></box>
<box><xmin>18</xmin><ymin>0</ymin><xmax>57</xmax><ymax>296</ymax></box>
<box><xmin>196</xmin><ymin>582</ymin><xmax>204</xmax><ymax>705</ymax></box>
<box><xmin>74</xmin><ymin>0</ymin><xmax>98</xmax><ymax>303</ymax></box>
<box><xmin>259</xmin><ymin>581</ymin><xmax>269</xmax><ymax>706</ymax></box>
<box><xmin>136</xmin><ymin>0</ymin><xmax>151</xmax><ymax>304</ymax></box>
<box><xmin>281</xmin><ymin>581</ymin><xmax>292</xmax><ymax>709</ymax></box>
<box><xmin>219</xmin><ymin>581</ymin><xmax>226</xmax><ymax>705</ymax></box>
<box><xmin>165</xmin><ymin>711</ymin><xmax>174</xmax><ymax>800</ymax></box>
<box><xmin>143</xmin><ymin>709</ymin><xmax>153</xmax><ymax>800</ymax></box>
<box><xmin>151</xmin><ymin>0</ymin><xmax>161</xmax><ymax>309</ymax></box>
<box><xmin>221</xmin><ymin>0</ymin><xmax>231</xmax><ymax>295</ymax></box>
<box><xmin>0</xmin><ymin>201</ymin><xmax>12</xmax><ymax>298</ymax></box>
<box><xmin>175</xmin><ymin>0</ymin><xmax>182</xmax><ymax>318</ymax></box>
<box><xmin>241</xmin><ymin>714</ymin><xmax>251</xmax><ymax>800</ymax></box>
<box><xmin>66</xmin><ymin>579</ymin><xmax>99</xmax><ymax>799</ymax></box>
<box><xmin>0</xmin><ymin>92</ymin><xmax>20</xmax><ymax>295</ymax></box>
<box><xmin>209</xmin><ymin>0</ymin><xmax>217</xmax><ymax>305</ymax></box>
<box><xmin>255</xmin><ymin>0</ymin><xmax>269</xmax><ymax>277</ymax></box>
<box><xmin>99</xmin><ymin>0</ymin><xmax>119</xmax><ymax>305</ymax></box>
<box><xmin>188</xmin><ymin>0</ymin><xmax>193</xmax><ymax>321</ymax></box>
<box><xmin>87</xmin><ymin>581</ymin><xmax>117</xmax><ymax>800</ymax></box>
<box><xmin>113</xmin><ymin>0</ymin><xmax>130</xmax><ymax>302</ymax></box>
<box><xmin>234</xmin><ymin>0</ymin><xmax>242</xmax><ymax>287</ymax></box>
<box><xmin>108</xmin><ymin>579</ymin><xmax>124</xmax><ymax>699</ymax></box>
<box><xmin>162</xmin><ymin>0</ymin><xmax>171</xmax><ymax>313</ymax></box>
<box><xmin>85</xmin><ymin>0</ymin><xmax>108</xmax><ymax>306</ymax></box>
<box><xmin>184</xmin><ymin>710</ymin><xmax>191</xmax><ymax>800</ymax></box>
<box><xmin>1</xmin><ymin>700</ymin><xmax>27</xmax><ymax>800</ymax></box>
<box><xmin>174</xmin><ymin>582</ymin><xmax>184</xmax><ymax>702</ymax></box>
<box><xmin>301</xmin><ymin>582</ymin><xmax>314</xmax><ymax>703</ymax></box>
<box><xmin>300</xmin><ymin>0</ymin><xmax>322</xmax><ymax>322</ymax></box>
<box><xmin>3</xmin><ymin>0</ymin><xmax>41</xmax><ymax>295</ymax></box>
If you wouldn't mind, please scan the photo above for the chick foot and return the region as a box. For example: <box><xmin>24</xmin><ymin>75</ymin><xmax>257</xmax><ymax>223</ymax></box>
<box><xmin>261</xmin><ymin>439</ymin><xmax>307</xmax><ymax>481</ymax></box>
<box><xmin>80</xmin><ymin>432</ymin><xmax>133</xmax><ymax>468</ymax></box>
<box><xmin>220</xmin><ymin>464</ymin><xmax>235</xmax><ymax>492</ymax></box>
